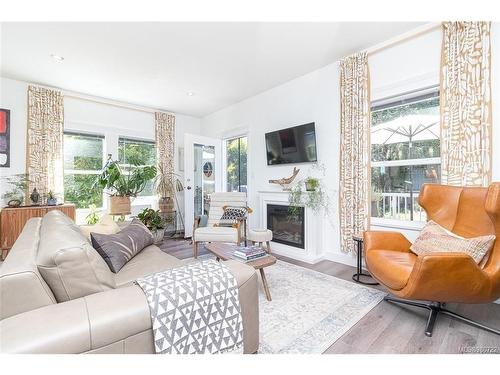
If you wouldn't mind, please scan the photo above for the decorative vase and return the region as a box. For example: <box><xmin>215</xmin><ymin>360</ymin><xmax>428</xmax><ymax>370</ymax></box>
<box><xmin>152</xmin><ymin>228</ymin><xmax>165</xmax><ymax>244</ymax></box>
<box><xmin>47</xmin><ymin>198</ymin><xmax>57</xmax><ymax>206</ymax></box>
<box><xmin>109</xmin><ymin>196</ymin><xmax>131</xmax><ymax>215</ymax></box>
<box><xmin>30</xmin><ymin>188</ymin><xmax>40</xmax><ymax>205</ymax></box>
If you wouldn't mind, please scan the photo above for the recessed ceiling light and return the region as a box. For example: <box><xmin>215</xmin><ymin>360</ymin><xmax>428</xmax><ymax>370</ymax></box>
<box><xmin>50</xmin><ymin>54</ymin><xmax>65</xmax><ymax>62</ymax></box>
<box><xmin>187</xmin><ymin>91</ymin><xmax>195</xmax><ymax>97</ymax></box>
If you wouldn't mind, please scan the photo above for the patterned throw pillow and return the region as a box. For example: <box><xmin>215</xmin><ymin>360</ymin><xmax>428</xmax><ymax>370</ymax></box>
<box><xmin>91</xmin><ymin>219</ymin><xmax>154</xmax><ymax>273</ymax></box>
<box><xmin>410</xmin><ymin>220</ymin><xmax>495</xmax><ymax>266</ymax></box>
<box><xmin>218</xmin><ymin>207</ymin><xmax>248</xmax><ymax>227</ymax></box>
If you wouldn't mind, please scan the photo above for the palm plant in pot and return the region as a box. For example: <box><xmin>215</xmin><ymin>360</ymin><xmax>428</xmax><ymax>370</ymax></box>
<box><xmin>138</xmin><ymin>208</ymin><xmax>165</xmax><ymax>244</ymax></box>
<box><xmin>93</xmin><ymin>156</ymin><xmax>157</xmax><ymax>216</ymax></box>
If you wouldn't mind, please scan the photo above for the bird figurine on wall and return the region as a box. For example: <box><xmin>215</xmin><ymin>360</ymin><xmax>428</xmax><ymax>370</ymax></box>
<box><xmin>269</xmin><ymin>167</ymin><xmax>300</xmax><ymax>190</ymax></box>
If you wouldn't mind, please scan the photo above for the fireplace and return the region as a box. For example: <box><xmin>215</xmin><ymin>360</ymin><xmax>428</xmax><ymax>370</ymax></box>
<box><xmin>266</xmin><ymin>204</ymin><xmax>305</xmax><ymax>249</ymax></box>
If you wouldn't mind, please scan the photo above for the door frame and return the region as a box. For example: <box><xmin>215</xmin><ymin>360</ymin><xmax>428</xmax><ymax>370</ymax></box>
<box><xmin>183</xmin><ymin>133</ymin><xmax>222</xmax><ymax>238</ymax></box>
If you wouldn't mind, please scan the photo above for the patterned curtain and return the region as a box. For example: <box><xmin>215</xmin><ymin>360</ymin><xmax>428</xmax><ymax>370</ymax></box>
<box><xmin>155</xmin><ymin>112</ymin><xmax>176</xmax><ymax>194</ymax></box>
<box><xmin>26</xmin><ymin>85</ymin><xmax>64</xmax><ymax>202</ymax></box>
<box><xmin>339</xmin><ymin>52</ymin><xmax>371</xmax><ymax>253</ymax></box>
<box><xmin>440</xmin><ymin>22</ymin><xmax>492</xmax><ymax>187</ymax></box>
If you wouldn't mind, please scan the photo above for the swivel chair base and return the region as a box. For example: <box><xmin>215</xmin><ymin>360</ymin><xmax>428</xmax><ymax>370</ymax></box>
<box><xmin>384</xmin><ymin>295</ymin><xmax>500</xmax><ymax>337</ymax></box>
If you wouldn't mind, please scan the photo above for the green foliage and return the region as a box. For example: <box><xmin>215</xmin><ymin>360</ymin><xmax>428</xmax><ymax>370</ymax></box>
<box><xmin>138</xmin><ymin>208</ymin><xmax>164</xmax><ymax>230</ymax></box>
<box><xmin>86</xmin><ymin>204</ymin><xmax>100</xmax><ymax>225</ymax></box>
<box><xmin>226</xmin><ymin>137</ymin><xmax>247</xmax><ymax>192</ymax></box>
<box><xmin>372</xmin><ymin>97</ymin><xmax>439</xmax><ymax>127</ymax></box>
<box><xmin>1</xmin><ymin>174</ymin><xmax>31</xmax><ymax>205</ymax></box>
<box><xmin>288</xmin><ymin>164</ymin><xmax>331</xmax><ymax>216</ymax></box>
<box><xmin>94</xmin><ymin>159</ymin><xmax>157</xmax><ymax>198</ymax></box>
<box><xmin>64</xmin><ymin>133</ymin><xmax>105</xmax><ymax>209</ymax></box>
<box><xmin>372</xmin><ymin>139</ymin><xmax>440</xmax><ymax>162</ymax></box>
<box><xmin>64</xmin><ymin>174</ymin><xmax>103</xmax><ymax>209</ymax></box>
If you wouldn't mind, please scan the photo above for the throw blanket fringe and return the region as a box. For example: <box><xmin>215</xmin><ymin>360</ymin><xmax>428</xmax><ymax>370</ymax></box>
<box><xmin>136</xmin><ymin>259</ymin><xmax>244</xmax><ymax>354</ymax></box>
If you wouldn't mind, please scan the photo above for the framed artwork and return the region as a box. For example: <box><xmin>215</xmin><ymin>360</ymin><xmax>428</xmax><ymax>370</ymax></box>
<box><xmin>0</xmin><ymin>108</ymin><xmax>10</xmax><ymax>167</ymax></box>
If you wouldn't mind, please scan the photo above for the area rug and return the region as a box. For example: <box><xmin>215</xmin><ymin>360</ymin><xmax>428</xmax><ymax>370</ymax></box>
<box><xmin>185</xmin><ymin>255</ymin><xmax>385</xmax><ymax>354</ymax></box>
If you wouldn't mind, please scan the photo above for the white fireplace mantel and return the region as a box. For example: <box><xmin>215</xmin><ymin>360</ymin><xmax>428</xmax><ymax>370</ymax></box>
<box><xmin>258</xmin><ymin>190</ymin><xmax>324</xmax><ymax>264</ymax></box>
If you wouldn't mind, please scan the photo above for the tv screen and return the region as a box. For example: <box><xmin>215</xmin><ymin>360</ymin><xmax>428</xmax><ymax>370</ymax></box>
<box><xmin>265</xmin><ymin>122</ymin><xmax>317</xmax><ymax>165</ymax></box>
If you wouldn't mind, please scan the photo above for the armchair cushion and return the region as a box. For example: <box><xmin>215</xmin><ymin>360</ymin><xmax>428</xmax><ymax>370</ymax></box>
<box><xmin>410</xmin><ymin>220</ymin><xmax>495</xmax><ymax>266</ymax></box>
<box><xmin>194</xmin><ymin>226</ymin><xmax>238</xmax><ymax>243</ymax></box>
<box><xmin>367</xmin><ymin>250</ymin><xmax>417</xmax><ymax>290</ymax></box>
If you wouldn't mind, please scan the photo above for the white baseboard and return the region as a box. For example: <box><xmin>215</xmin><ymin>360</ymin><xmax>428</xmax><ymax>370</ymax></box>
<box><xmin>322</xmin><ymin>251</ymin><xmax>358</xmax><ymax>268</ymax></box>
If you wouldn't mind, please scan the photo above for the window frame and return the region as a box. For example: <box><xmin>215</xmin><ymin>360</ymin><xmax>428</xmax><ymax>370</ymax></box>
<box><xmin>223</xmin><ymin>135</ymin><xmax>248</xmax><ymax>193</ymax></box>
<box><xmin>370</xmin><ymin>86</ymin><xmax>440</xmax><ymax>226</ymax></box>
<box><xmin>63</xmin><ymin>131</ymin><xmax>105</xmax><ymax>210</ymax></box>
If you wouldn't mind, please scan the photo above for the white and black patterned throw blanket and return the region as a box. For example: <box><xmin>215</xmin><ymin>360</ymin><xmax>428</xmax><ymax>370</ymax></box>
<box><xmin>135</xmin><ymin>259</ymin><xmax>244</xmax><ymax>354</ymax></box>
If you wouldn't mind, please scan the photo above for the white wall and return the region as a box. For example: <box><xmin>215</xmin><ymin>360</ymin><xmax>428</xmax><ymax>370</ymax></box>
<box><xmin>0</xmin><ymin>76</ymin><xmax>201</xmax><ymax>223</ymax></box>
<box><xmin>201</xmin><ymin>24</ymin><xmax>500</xmax><ymax>263</ymax></box>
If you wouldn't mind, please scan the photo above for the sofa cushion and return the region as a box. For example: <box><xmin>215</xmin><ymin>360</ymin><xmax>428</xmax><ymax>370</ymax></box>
<box><xmin>114</xmin><ymin>245</ymin><xmax>183</xmax><ymax>286</ymax></box>
<box><xmin>79</xmin><ymin>214</ymin><xmax>120</xmax><ymax>242</ymax></box>
<box><xmin>91</xmin><ymin>219</ymin><xmax>154</xmax><ymax>273</ymax></box>
<box><xmin>36</xmin><ymin>211</ymin><xmax>115</xmax><ymax>302</ymax></box>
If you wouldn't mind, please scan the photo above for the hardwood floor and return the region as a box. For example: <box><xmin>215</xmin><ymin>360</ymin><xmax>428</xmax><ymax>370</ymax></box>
<box><xmin>160</xmin><ymin>237</ymin><xmax>500</xmax><ymax>354</ymax></box>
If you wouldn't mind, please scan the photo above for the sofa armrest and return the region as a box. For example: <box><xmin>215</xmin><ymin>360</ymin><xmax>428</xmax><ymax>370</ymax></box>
<box><xmin>0</xmin><ymin>285</ymin><xmax>152</xmax><ymax>354</ymax></box>
<box><xmin>364</xmin><ymin>231</ymin><xmax>412</xmax><ymax>253</ymax></box>
<box><xmin>1</xmin><ymin>263</ymin><xmax>260</xmax><ymax>354</ymax></box>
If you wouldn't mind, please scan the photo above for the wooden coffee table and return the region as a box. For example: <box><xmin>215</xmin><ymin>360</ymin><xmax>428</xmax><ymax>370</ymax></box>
<box><xmin>204</xmin><ymin>242</ymin><xmax>277</xmax><ymax>301</ymax></box>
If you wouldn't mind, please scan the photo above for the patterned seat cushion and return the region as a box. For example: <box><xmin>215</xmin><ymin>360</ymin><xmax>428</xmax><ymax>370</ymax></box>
<box><xmin>410</xmin><ymin>220</ymin><xmax>495</xmax><ymax>266</ymax></box>
<box><xmin>91</xmin><ymin>219</ymin><xmax>154</xmax><ymax>273</ymax></box>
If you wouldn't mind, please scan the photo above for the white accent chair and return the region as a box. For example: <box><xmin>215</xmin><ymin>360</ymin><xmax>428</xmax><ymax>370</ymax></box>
<box><xmin>192</xmin><ymin>192</ymin><xmax>252</xmax><ymax>258</ymax></box>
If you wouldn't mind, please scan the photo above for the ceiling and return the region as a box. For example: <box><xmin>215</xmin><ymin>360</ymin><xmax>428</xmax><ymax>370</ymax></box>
<box><xmin>1</xmin><ymin>22</ymin><xmax>423</xmax><ymax>117</ymax></box>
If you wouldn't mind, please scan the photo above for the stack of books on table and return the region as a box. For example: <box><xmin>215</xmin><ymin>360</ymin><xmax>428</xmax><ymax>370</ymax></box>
<box><xmin>233</xmin><ymin>246</ymin><xmax>267</xmax><ymax>262</ymax></box>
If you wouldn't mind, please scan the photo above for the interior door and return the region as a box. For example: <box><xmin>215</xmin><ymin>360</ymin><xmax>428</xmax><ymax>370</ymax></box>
<box><xmin>183</xmin><ymin>133</ymin><xmax>222</xmax><ymax>238</ymax></box>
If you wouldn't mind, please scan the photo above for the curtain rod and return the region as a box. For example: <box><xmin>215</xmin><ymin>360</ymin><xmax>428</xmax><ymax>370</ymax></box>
<box><xmin>365</xmin><ymin>22</ymin><xmax>441</xmax><ymax>57</ymax></box>
<box><xmin>28</xmin><ymin>82</ymin><xmax>174</xmax><ymax>116</ymax></box>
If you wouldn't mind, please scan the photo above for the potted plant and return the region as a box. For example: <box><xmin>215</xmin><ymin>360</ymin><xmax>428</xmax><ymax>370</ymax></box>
<box><xmin>304</xmin><ymin>177</ymin><xmax>319</xmax><ymax>192</ymax></box>
<box><xmin>155</xmin><ymin>164</ymin><xmax>175</xmax><ymax>213</ymax></box>
<box><xmin>138</xmin><ymin>208</ymin><xmax>165</xmax><ymax>244</ymax></box>
<box><xmin>288</xmin><ymin>163</ymin><xmax>333</xmax><ymax>219</ymax></box>
<box><xmin>93</xmin><ymin>156</ymin><xmax>157</xmax><ymax>215</ymax></box>
<box><xmin>47</xmin><ymin>190</ymin><xmax>57</xmax><ymax>206</ymax></box>
<box><xmin>1</xmin><ymin>174</ymin><xmax>31</xmax><ymax>207</ymax></box>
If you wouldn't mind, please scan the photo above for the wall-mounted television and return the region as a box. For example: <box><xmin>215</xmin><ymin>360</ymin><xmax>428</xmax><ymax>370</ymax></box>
<box><xmin>265</xmin><ymin>122</ymin><xmax>317</xmax><ymax>165</ymax></box>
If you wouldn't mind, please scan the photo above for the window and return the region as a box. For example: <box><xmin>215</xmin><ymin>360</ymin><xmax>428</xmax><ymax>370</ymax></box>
<box><xmin>371</xmin><ymin>88</ymin><xmax>440</xmax><ymax>222</ymax></box>
<box><xmin>63</xmin><ymin>132</ymin><xmax>104</xmax><ymax>209</ymax></box>
<box><xmin>226</xmin><ymin>136</ymin><xmax>247</xmax><ymax>192</ymax></box>
<box><xmin>118</xmin><ymin>137</ymin><xmax>156</xmax><ymax>196</ymax></box>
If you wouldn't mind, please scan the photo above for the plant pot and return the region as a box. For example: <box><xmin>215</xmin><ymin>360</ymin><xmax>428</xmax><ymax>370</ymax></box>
<box><xmin>47</xmin><ymin>198</ymin><xmax>57</xmax><ymax>206</ymax></box>
<box><xmin>109</xmin><ymin>196</ymin><xmax>131</xmax><ymax>215</ymax></box>
<box><xmin>159</xmin><ymin>196</ymin><xmax>174</xmax><ymax>213</ymax></box>
<box><xmin>152</xmin><ymin>228</ymin><xmax>165</xmax><ymax>244</ymax></box>
<box><xmin>305</xmin><ymin>181</ymin><xmax>317</xmax><ymax>192</ymax></box>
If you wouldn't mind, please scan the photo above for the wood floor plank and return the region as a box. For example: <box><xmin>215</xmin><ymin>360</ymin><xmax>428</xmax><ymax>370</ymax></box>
<box><xmin>159</xmin><ymin>238</ymin><xmax>500</xmax><ymax>354</ymax></box>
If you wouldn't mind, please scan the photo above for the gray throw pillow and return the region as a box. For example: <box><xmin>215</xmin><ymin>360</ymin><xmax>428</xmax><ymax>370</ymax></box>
<box><xmin>91</xmin><ymin>219</ymin><xmax>154</xmax><ymax>273</ymax></box>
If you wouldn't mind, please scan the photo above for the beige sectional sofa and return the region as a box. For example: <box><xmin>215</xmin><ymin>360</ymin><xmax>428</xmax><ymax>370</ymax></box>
<box><xmin>0</xmin><ymin>211</ymin><xmax>259</xmax><ymax>354</ymax></box>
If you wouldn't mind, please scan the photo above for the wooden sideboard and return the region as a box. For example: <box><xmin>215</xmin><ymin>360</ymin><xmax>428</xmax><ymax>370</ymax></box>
<box><xmin>0</xmin><ymin>204</ymin><xmax>76</xmax><ymax>260</ymax></box>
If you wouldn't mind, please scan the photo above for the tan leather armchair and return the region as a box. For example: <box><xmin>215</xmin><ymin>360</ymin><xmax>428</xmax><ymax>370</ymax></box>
<box><xmin>365</xmin><ymin>183</ymin><xmax>500</xmax><ymax>337</ymax></box>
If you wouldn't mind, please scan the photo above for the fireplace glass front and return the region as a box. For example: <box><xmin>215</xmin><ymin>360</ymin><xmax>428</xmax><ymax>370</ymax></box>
<box><xmin>266</xmin><ymin>204</ymin><xmax>305</xmax><ymax>249</ymax></box>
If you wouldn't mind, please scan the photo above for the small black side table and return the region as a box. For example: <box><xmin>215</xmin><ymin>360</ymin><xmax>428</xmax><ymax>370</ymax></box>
<box><xmin>352</xmin><ymin>233</ymin><xmax>379</xmax><ymax>286</ymax></box>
